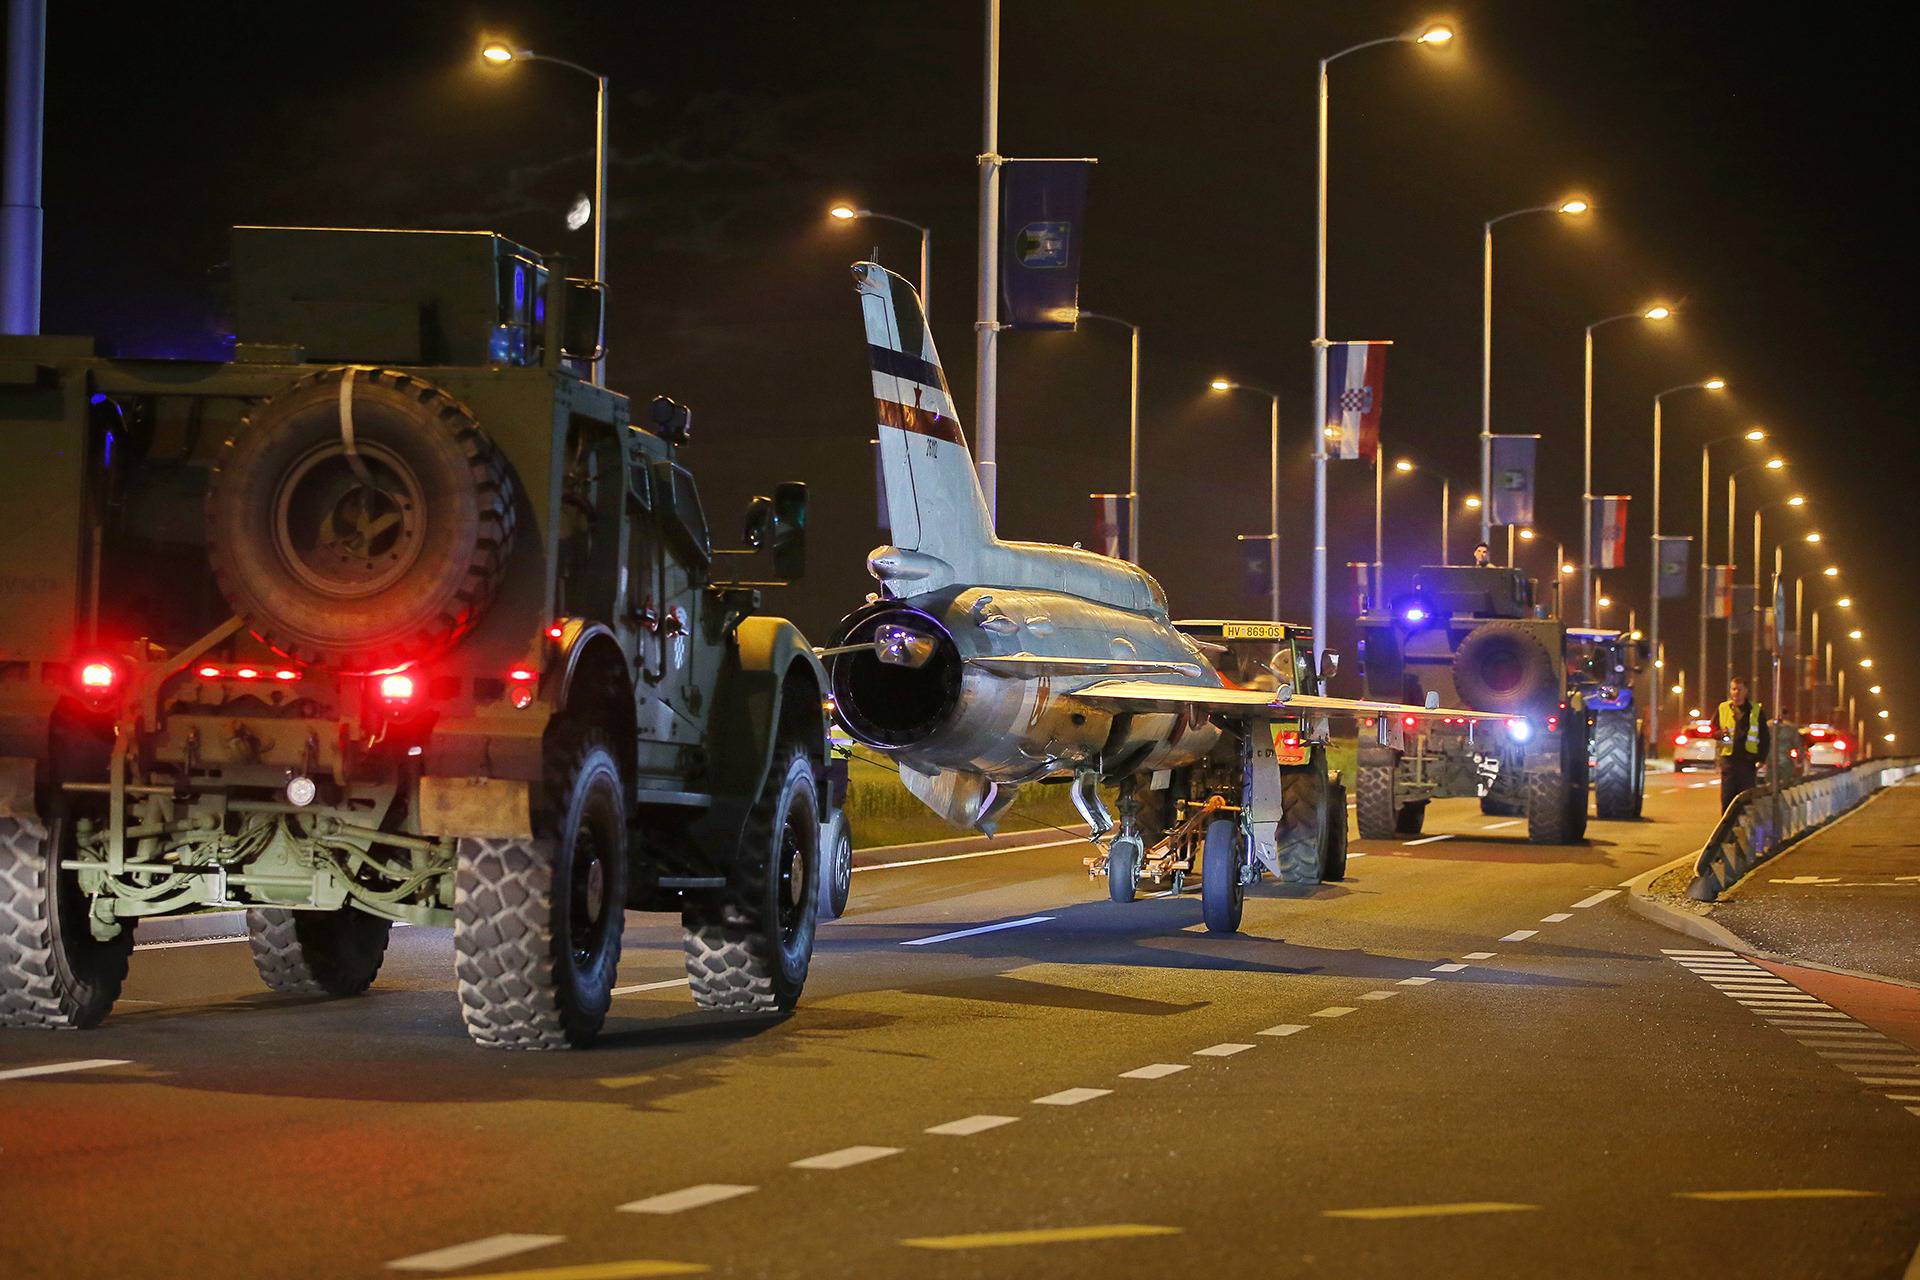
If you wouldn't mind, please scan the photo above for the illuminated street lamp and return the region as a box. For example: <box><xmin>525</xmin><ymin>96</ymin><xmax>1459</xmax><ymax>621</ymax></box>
<box><xmin>1870</xmin><ymin>684</ymin><xmax>1883</xmax><ymax>695</ymax></box>
<box><xmin>1804</xmin><ymin>531</ymin><xmax>1822</xmax><ymax>543</ymax></box>
<box><xmin>1582</xmin><ymin>303</ymin><xmax>1675</xmax><ymax>623</ymax></box>
<box><xmin>1824</xmin><ymin>565</ymin><xmax>1840</xmax><ymax>576</ymax></box>
<box><xmin>1879</xmin><ymin>708</ymin><xmax>1890</xmax><ymax>719</ymax></box>
<box><xmin>829</xmin><ymin>204</ymin><xmax>931</xmax><ymax>314</ymax></box>
<box><xmin>1647</xmin><ymin>376</ymin><xmax>1727</xmax><ymax>744</ymax></box>
<box><xmin>1848</xmin><ymin>628</ymin><xmax>1863</xmax><ymax>640</ymax></box>
<box><xmin>482</xmin><ymin>41</ymin><xmax>610</xmax><ymax>386</ymax></box>
<box><xmin>1210</xmin><ymin>378</ymin><xmax>1282</xmax><ymax>619</ymax></box>
<box><xmin>1310</xmin><ymin>19</ymin><xmax>1454</xmax><ymax>669</ymax></box>
<box><xmin>1860</xmin><ymin>657</ymin><xmax>1874</xmax><ymax>668</ymax></box>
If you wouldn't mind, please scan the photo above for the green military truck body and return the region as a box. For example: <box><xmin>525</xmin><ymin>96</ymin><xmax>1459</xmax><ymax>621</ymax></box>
<box><xmin>0</xmin><ymin>227</ymin><xmax>837</xmax><ymax>1049</ymax></box>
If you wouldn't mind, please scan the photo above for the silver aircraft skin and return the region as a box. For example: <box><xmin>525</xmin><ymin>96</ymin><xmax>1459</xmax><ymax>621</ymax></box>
<box><xmin>826</xmin><ymin>262</ymin><xmax>1495</xmax><ymax>876</ymax></box>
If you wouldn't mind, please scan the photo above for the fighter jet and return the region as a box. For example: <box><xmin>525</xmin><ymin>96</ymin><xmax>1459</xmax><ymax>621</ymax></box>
<box><xmin>823</xmin><ymin>263</ymin><xmax>1499</xmax><ymax>931</ymax></box>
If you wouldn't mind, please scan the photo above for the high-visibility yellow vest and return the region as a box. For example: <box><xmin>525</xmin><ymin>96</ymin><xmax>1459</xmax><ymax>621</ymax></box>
<box><xmin>1717</xmin><ymin>700</ymin><xmax>1763</xmax><ymax>757</ymax></box>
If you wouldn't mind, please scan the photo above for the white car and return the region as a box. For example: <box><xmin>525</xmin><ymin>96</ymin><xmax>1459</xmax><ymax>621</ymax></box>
<box><xmin>1671</xmin><ymin>718</ymin><xmax>1720</xmax><ymax>772</ymax></box>
<box><xmin>1802</xmin><ymin>724</ymin><xmax>1852</xmax><ymax>771</ymax></box>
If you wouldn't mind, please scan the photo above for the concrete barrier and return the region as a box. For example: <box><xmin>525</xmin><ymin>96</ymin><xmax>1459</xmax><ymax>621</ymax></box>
<box><xmin>1687</xmin><ymin>757</ymin><xmax>1920</xmax><ymax>901</ymax></box>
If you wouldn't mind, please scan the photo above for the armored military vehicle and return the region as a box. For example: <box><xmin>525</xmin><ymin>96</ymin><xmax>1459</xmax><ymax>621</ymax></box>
<box><xmin>1355</xmin><ymin>565</ymin><xmax>1588</xmax><ymax>844</ymax></box>
<box><xmin>1565</xmin><ymin>627</ymin><xmax>1646</xmax><ymax>819</ymax></box>
<box><xmin>0</xmin><ymin>226</ymin><xmax>838</xmax><ymax>1050</ymax></box>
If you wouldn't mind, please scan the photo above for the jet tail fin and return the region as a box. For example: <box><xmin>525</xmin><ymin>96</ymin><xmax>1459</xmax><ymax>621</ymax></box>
<box><xmin>854</xmin><ymin>261</ymin><xmax>995</xmax><ymax>579</ymax></box>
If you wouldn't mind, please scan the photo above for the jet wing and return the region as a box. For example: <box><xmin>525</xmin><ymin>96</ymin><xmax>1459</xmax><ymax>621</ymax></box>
<box><xmin>966</xmin><ymin>654</ymin><xmax>1206</xmax><ymax>678</ymax></box>
<box><xmin>1070</xmin><ymin>679</ymin><xmax>1508</xmax><ymax>723</ymax></box>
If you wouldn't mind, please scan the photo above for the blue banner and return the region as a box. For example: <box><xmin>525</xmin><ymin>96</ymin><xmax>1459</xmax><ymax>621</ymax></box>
<box><xmin>1000</xmin><ymin>159</ymin><xmax>1094</xmax><ymax>329</ymax></box>
<box><xmin>1656</xmin><ymin>535</ymin><xmax>1691</xmax><ymax>599</ymax></box>
<box><xmin>1489</xmin><ymin>434</ymin><xmax>1537</xmax><ymax>527</ymax></box>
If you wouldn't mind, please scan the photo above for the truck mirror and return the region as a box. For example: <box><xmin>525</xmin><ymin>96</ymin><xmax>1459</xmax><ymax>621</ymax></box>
<box><xmin>744</xmin><ymin>481</ymin><xmax>807</xmax><ymax>582</ymax></box>
<box><xmin>561</xmin><ymin>277</ymin><xmax>607</xmax><ymax>363</ymax></box>
<box><xmin>1319</xmin><ymin>650</ymin><xmax>1341</xmax><ymax>681</ymax></box>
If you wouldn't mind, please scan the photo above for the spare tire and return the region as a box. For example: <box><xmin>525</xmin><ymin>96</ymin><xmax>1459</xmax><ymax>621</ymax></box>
<box><xmin>1452</xmin><ymin>621</ymin><xmax>1559</xmax><ymax>714</ymax></box>
<box><xmin>206</xmin><ymin>367</ymin><xmax>517</xmax><ymax>670</ymax></box>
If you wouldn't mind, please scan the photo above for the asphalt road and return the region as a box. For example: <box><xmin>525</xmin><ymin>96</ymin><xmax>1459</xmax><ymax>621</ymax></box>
<box><xmin>3</xmin><ymin>771</ymin><xmax>1918</xmax><ymax>1280</ymax></box>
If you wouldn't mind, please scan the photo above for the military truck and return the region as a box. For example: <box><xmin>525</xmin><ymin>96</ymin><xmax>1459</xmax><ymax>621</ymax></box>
<box><xmin>0</xmin><ymin>226</ymin><xmax>839</xmax><ymax>1050</ymax></box>
<box><xmin>1564</xmin><ymin>627</ymin><xmax>1646</xmax><ymax>819</ymax></box>
<box><xmin>1354</xmin><ymin>566</ymin><xmax>1588</xmax><ymax>845</ymax></box>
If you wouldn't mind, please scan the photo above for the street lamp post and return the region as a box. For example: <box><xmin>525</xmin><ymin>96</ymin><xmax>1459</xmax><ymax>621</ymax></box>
<box><xmin>1479</xmin><ymin>198</ymin><xmax>1588</xmax><ymax>551</ymax></box>
<box><xmin>1313</xmin><ymin>19</ymin><xmax>1452</xmax><ymax>668</ymax></box>
<box><xmin>1724</xmin><ymin>460</ymin><xmax>1790</xmax><ymax>688</ymax></box>
<box><xmin>1699</xmin><ymin>427</ymin><xmax>1766</xmax><ymax>739</ymax></box>
<box><xmin>829</xmin><ymin>206</ymin><xmax>932</xmax><ymax>313</ymax></box>
<box><xmin>1211</xmin><ymin>379</ymin><xmax>1281</xmax><ymax>620</ymax></box>
<box><xmin>1081</xmin><ymin>313</ymin><xmax>1141</xmax><ymax>563</ymax></box>
<box><xmin>1646</xmin><ymin>378</ymin><xmax>1725</xmax><ymax>746</ymax></box>
<box><xmin>481</xmin><ymin>42</ymin><xmax>609</xmax><ymax>386</ymax></box>
<box><xmin>1582</xmin><ymin>305</ymin><xmax>1672</xmax><ymax>624</ymax></box>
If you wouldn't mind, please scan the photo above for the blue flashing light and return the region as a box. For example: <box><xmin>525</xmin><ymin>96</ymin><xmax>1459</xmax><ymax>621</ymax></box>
<box><xmin>1403</xmin><ymin>605</ymin><xmax>1428</xmax><ymax>624</ymax></box>
<box><xmin>90</xmin><ymin>393</ymin><xmax>107</xmax><ymax>405</ymax></box>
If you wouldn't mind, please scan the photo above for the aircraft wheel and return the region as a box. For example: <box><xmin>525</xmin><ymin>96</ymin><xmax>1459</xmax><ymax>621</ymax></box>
<box><xmin>1200</xmin><ymin>819</ymin><xmax>1244</xmax><ymax>934</ymax></box>
<box><xmin>1107</xmin><ymin>836</ymin><xmax>1141</xmax><ymax>904</ymax></box>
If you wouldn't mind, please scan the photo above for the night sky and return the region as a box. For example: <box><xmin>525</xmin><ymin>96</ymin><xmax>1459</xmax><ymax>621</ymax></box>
<box><xmin>24</xmin><ymin>1</ymin><xmax>1918</xmax><ymax>731</ymax></box>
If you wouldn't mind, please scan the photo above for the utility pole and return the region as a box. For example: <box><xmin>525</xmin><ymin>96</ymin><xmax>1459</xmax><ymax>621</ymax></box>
<box><xmin>1</xmin><ymin>0</ymin><xmax>46</xmax><ymax>335</ymax></box>
<box><xmin>975</xmin><ymin>0</ymin><xmax>1002</xmax><ymax>519</ymax></box>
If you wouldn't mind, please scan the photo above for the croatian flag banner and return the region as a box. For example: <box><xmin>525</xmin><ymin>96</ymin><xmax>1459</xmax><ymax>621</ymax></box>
<box><xmin>1706</xmin><ymin>564</ymin><xmax>1735</xmax><ymax>618</ymax></box>
<box><xmin>1090</xmin><ymin>492</ymin><xmax>1128</xmax><ymax>560</ymax></box>
<box><xmin>1591</xmin><ymin>495</ymin><xmax>1630</xmax><ymax>569</ymax></box>
<box><xmin>1326</xmin><ymin>340</ymin><xmax>1388</xmax><ymax>461</ymax></box>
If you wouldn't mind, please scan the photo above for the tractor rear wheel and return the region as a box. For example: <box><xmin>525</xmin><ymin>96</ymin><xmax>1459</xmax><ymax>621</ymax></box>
<box><xmin>1593</xmin><ymin>711</ymin><xmax>1640</xmax><ymax>820</ymax></box>
<box><xmin>1276</xmin><ymin>747</ymin><xmax>1328</xmax><ymax>884</ymax></box>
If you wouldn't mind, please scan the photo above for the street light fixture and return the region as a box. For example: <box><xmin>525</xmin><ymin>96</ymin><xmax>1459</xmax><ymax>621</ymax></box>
<box><xmin>1838</xmin><ymin>596</ymin><xmax>1854</xmax><ymax>607</ymax></box>
<box><xmin>1870</xmin><ymin>684</ymin><xmax>1882</xmax><ymax>694</ymax></box>
<box><xmin>1824</xmin><ymin>565</ymin><xmax>1840</xmax><ymax>576</ymax></box>
<box><xmin>1860</xmin><ymin>657</ymin><xmax>1874</xmax><ymax>668</ymax></box>
<box><xmin>1582</xmin><ymin>303</ymin><xmax>1675</xmax><ymax>622</ymax></box>
<box><xmin>482</xmin><ymin>41</ymin><xmax>610</xmax><ymax>386</ymax></box>
<box><xmin>1647</xmin><ymin>376</ymin><xmax>1728</xmax><ymax>743</ymax></box>
<box><xmin>828</xmin><ymin>204</ymin><xmax>932</xmax><ymax>314</ymax></box>
<box><xmin>1805</xmin><ymin>531</ymin><xmax>1823</xmax><ymax>543</ymax></box>
<box><xmin>1210</xmin><ymin>378</ymin><xmax>1282</xmax><ymax>620</ymax></box>
<box><xmin>1849</xmin><ymin>629</ymin><xmax>1864</xmax><ymax>640</ymax></box>
<box><xmin>1463</xmin><ymin>495</ymin><xmax>1483</xmax><ymax>510</ymax></box>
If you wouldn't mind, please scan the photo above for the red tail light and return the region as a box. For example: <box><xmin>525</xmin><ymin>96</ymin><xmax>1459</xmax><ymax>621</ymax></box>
<box><xmin>1673</xmin><ymin>733</ymin><xmax>1689</xmax><ymax>746</ymax></box>
<box><xmin>1403</xmin><ymin>716</ymin><xmax>1417</xmax><ymax>729</ymax></box>
<box><xmin>545</xmin><ymin>621</ymin><xmax>566</xmax><ymax>640</ymax></box>
<box><xmin>234</xmin><ymin>666</ymin><xmax>260</xmax><ymax>680</ymax></box>
<box><xmin>197</xmin><ymin>665</ymin><xmax>223</xmax><ymax>679</ymax></box>
<box><xmin>78</xmin><ymin>661</ymin><xmax>118</xmax><ymax>691</ymax></box>
<box><xmin>274</xmin><ymin>669</ymin><xmax>300</xmax><ymax>682</ymax></box>
<box><xmin>1835</xmin><ymin>738</ymin><xmax>1848</xmax><ymax>751</ymax></box>
<box><xmin>379</xmin><ymin>673</ymin><xmax>416</xmax><ymax>702</ymax></box>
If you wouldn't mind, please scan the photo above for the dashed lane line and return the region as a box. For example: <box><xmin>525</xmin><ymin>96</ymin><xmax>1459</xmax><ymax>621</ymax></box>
<box><xmin>1397</xmin><ymin>976</ymin><xmax>1435</xmax><ymax>987</ymax></box>
<box><xmin>611</xmin><ymin>978</ymin><xmax>689</xmax><ymax>996</ymax></box>
<box><xmin>1323</xmin><ymin>1202</ymin><xmax>1539</xmax><ymax>1221</ymax></box>
<box><xmin>0</xmin><ymin>1058</ymin><xmax>130</xmax><ymax>1082</ymax></box>
<box><xmin>1482</xmin><ymin>820</ymin><xmax>1523</xmax><ymax>830</ymax></box>
<box><xmin>132</xmin><ymin>935</ymin><xmax>246</xmax><ymax>951</ymax></box>
<box><xmin>1571</xmin><ymin>890</ymin><xmax>1621</xmax><ymax>908</ymax></box>
<box><xmin>1464</xmin><ymin>951</ymin><xmax>1496</xmax><ymax>960</ymax></box>
<box><xmin>1119</xmin><ymin>1064</ymin><xmax>1190</xmax><ymax>1080</ymax></box>
<box><xmin>618</xmin><ymin>1185</ymin><xmax>756</xmax><ymax>1215</ymax></box>
<box><xmin>903</xmin><ymin>1225</ymin><xmax>1181</xmax><ymax>1250</ymax></box>
<box><xmin>1675</xmin><ymin>1189</ymin><xmax>1880</xmax><ymax>1202</ymax></box>
<box><xmin>1540</xmin><ymin>912</ymin><xmax>1572</xmax><ymax>923</ymax></box>
<box><xmin>1311</xmin><ymin>1006</ymin><xmax>1357</xmax><ymax>1019</ymax></box>
<box><xmin>1402</xmin><ymin>834</ymin><xmax>1455</xmax><ymax>846</ymax></box>
<box><xmin>422</xmin><ymin>1263</ymin><xmax>706</xmax><ymax>1280</ymax></box>
<box><xmin>901</xmin><ymin>915</ymin><xmax>1055</xmax><ymax>947</ymax></box>
<box><xmin>1034</xmin><ymin>1087</ymin><xmax>1111</xmax><ymax>1106</ymax></box>
<box><xmin>1193</xmin><ymin>1043</ymin><xmax>1255</xmax><ymax>1058</ymax></box>
<box><xmin>1431</xmin><ymin>963</ymin><xmax>1468</xmax><ymax>973</ymax></box>
<box><xmin>1259</xmin><ymin>1024</ymin><xmax>1310</xmax><ymax>1037</ymax></box>
<box><xmin>1360</xmin><ymin>990</ymin><xmax>1398</xmax><ymax>1001</ymax></box>
<box><xmin>790</xmin><ymin>1146</ymin><xmax>902</xmax><ymax>1171</ymax></box>
<box><xmin>386</xmin><ymin>1234</ymin><xmax>565</xmax><ymax>1273</ymax></box>
<box><xmin>926</xmin><ymin>1115</ymin><xmax>1019</xmax><ymax>1135</ymax></box>
<box><xmin>1501</xmin><ymin>930</ymin><xmax>1538</xmax><ymax>942</ymax></box>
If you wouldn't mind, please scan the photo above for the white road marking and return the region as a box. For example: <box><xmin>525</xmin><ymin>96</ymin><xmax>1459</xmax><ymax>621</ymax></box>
<box><xmin>1675</xmin><ymin>1189</ymin><xmax>1879</xmax><ymax>1202</ymax></box>
<box><xmin>852</xmin><ymin>837</ymin><xmax>1085</xmax><ymax>875</ymax></box>
<box><xmin>1361</xmin><ymin>990</ymin><xmax>1398</xmax><ymax>1001</ymax></box>
<box><xmin>901</xmin><ymin>915</ymin><xmax>1055</xmax><ymax>947</ymax></box>
<box><xmin>1762</xmin><ymin>1011</ymin><xmax>1853</xmax><ymax>1020</ymax></box>
<box><xmin>1501</xmin><ymin>930</ymin><xmax>1538</xmax><ymax>942</ymax></box>
<box><xmin>1857</xmin><ymin>1077</ymin><xmax>1920</xmax><ymax>1087</ymax></box>
<box><xmin>1119</xmin><ymin>1064</ymin><xmax>1190</xmax><ymax>1080</ymax></box>
<box><xmin>1194</xmin><ymin>1043</ymin><xmax>1255</xmax><ymax>1058</ymax></box>
<box><xmin>1889</xmin><ymin>1094</ymin><xmax>1920</xmax><ymax>1102</ymax></box>
<box><xmin>926</xmin><ymin>1114</ymin><xmax>1019</xmax><ymax>1136</ymax></box>
<box><xmin>1034</xmin><ymin>1087</ymin><xmax>1111</xmax><ymax>1106</ymax></box>
<box><xmin>1464</xmin><ymin>951</ymin><xmax>1496</xmax><ymax>960</ymax></box>
<box><xmin>619</xmin><ymin>1184</ymin><xmax>757</xmax><ymax>1215</ymax></box>
<box><xmin>1482</xmin><ymin>820</ymin><xmax>1523</xmax><ymax>830</ymax></box>
<box><xmin>1402</xmin><ymin>834</ymin><xmax>1455</xmax><ymax>846</ymax></box>
<box><xmin>1820</xmin><ymin>1053</ymin><xmax>1920</xmax><ymax>1064</ymax></box>
<box><xmin>1792</xmin><ymin>1029</ymin><xmax>1887</xmax><ymax>1039</ymax></box>
<box><xmin>791</xmin><ymin>1146</ymin><xmax>902</xmax><ymax>1171</ymax></box>
<box><xmin>0</xmin><ymin>1058</ymin><xmax>130</xmax><ymax>1082</ymax></box>
<box><xmin>1570</xmin><ymin>890</ymin><xmax>1620</xmax><ymax>908</ymax></box>
<box><xmin>1540</xmin><ymin>913</ymin><xmax>1572</xmax><ymax>923</ymax></box>
<box><xmin>1431</xmin><ymin>963</ymin><xmax>1468</xmax><ymax>973</ymax></box>
<box><xmin>1397</xmin><ymin>976</ymin><xmax>1435</xmax><ymax>987</ymax></box>
<box><xmin>1323</xmin><ymin>1201</ymin><xmax>1538</xmax><ymax>1220</ymax></box>
<box><xmin>1311</xmin><ymin>1006</ymin><xmax>1357</xmax><ymax>1018</ymax></box>
<box><xmin>1664</xmin><ymin>949</ymin><xmax>1737</xmax><ymax>956</ymax></box>
<box><xmin>1259</xmin><ymin>1024</ymin><xmax>1310</xmax><ymax>1037</ymax></box>
<box><xmin>386</xmin><ymin>1234</ymin><xmax>563</xmax><ymax>1272</ymax></box>
<box><xmin>611</xmin><ymin>978</ymin><xmax>690</xmax><ymax>995</ymax></box>
<box><xmin>132</xmin><ymin>935</ymin><xmax>246</xmax><ymax>951</ymax></box>
<box><xmin>1689</xmin><ymin>781</ymin><xmax>1713</xmax><ymax>790</ymax></box>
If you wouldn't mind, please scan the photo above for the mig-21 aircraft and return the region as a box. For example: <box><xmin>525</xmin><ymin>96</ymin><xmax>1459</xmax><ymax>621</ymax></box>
<box><xmin>822</xmin><ymin>263</ymin><xmax>1501</xmax><ymax>932</ymax></box>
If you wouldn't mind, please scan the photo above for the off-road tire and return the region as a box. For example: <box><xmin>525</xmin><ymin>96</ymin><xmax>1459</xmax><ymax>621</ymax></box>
<box><xmin>1107</xmin><ymin>835</ymin><xmax>1142</xmax><ymax>903</ymax></box>
<box><xmin>245</xmin><ymin>906</ymin><xmax>391</xmax><ymax>997</ymax></box>
<box><xmin>1321</xmin><ymin>782</ymin><xmax>1350</xmax><ymax>881</ymax></box>
<box><xmin>206</xmin><ymin>366</ymin><xmax>518</xmax><ymax>671</ymax></box>
<box><xmin>1200</xmin><ymin>818</ymin><xmax>1244</xmax><ymax>934</ymax></box>
<box><xmin>683</xmin><ymin>748</ymin><xmax>819</xmax><ymax>1014</ymax></box>
<box><xmin>1526</xmin><ymin>731</ymin><xmax>1589</xmax><ymax>844</ymax></box>
<box><xmin>1395</xmin><ymin>798</ymin><xmax>1427</xmax><ymax>836</ymax></box>
<box><xmin>1356</xmin><ymin>762</ymin><xmax>1399</xmax><ymax>840</ymax></box>
<box><xmin>1593</xmin><ymin>711</ymin><xmax>1640</xmax><ymax>820</ymax></box>
<box><xmin>1630</xmin><ymin>732</ymin><xmax>1647</xmax><ymax>818</ymax></box>
<box><xmin>1276</xmin><ymin>748</ymin><xmax>1329</xmax><ymax>884</ymax></box>
<box><xmin>455</xmin><ymin>728</ymin><xmax>628</xmax><ymax>1050</ymax></box>
<box><xmin>1452</xmin><ymin>621</ymin><xmax>1560</xmax><ymax>714</ymax></box>
<box><xmin>817</xmin><ymin>811</ymin><xmax>853</xmax><ymax>921</ymax></box>
<box><xmin>0</xmin><ymin>808</ymin><xmax>132</xmax><ymax>1029</ymax></box>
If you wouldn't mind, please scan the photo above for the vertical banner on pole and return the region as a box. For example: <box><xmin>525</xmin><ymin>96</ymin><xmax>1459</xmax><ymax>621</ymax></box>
<box><xmin>1705</xmin><ymin>565</ymin><xmax>1734</xmax><ymax>618</ymax></box>
<box><xmin>1590</xmin><ymin>495</ymin><xmax>1630</xmax><ymax>569</ymax></box>
<box><xmin>999</xmin><ymin>159</ymin><xmax>1095</xmax><ymax>330</ymax></box>
<box><xmin>1656</xmin><ymin>535</ymin><xmax>1692</xmax><ymax>599</ymax></box>
<box><xmin>1325</xmin><ymin>340</ymin><xmax>1389</xmax><ymax>461</ymax></box>
<box><xmin>1238</xmin><ymin>535</ymin><xmax>1272</xmax><ymax>601</ymax></box>
<box><xmin>1090</xmin><ymin>493</ymin><xmax>1128</xmax><ymax>560</ymax></box>
<box><xmin>1729</xmin><ymin>584</ymin><xmax>1755</xmax><ymax>633</ymax></box>
<box><xmin>1488</xmin><ymin>434</ymin><xmax>1538</xmax><ymax>527</ymax></box>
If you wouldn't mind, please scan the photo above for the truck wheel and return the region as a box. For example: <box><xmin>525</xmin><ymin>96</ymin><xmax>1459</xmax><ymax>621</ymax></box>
<box><xmin>206</xmin><ymin>367</ymin><xmax>518</xmax><ymax>671</ymax></box>
<box><xmin>816</xmin><ymin>811</ymin><xmax>853</xmax><ymax>921</ymax></box>
<box><xmin>1526</xmin><ymin>756</ymin><xmax>1572</xmax><ymax>844</ymax></box>
<box><xmin>1200</xmin><ymin>818</ymin><xmax>1244</xmax><ymax>934</ymax></box>
<box><xmin>1321</xmin><ymin>783</ymin><xmax>1349</xmax><ymax>882</ymax></box>
<box><xmin>1395</xmin><ymin>799</ymin><xmax>1426</xmax><ymax>835</ymax></box>
<box><xmin>1276</xmin><ymin>747</ymin><xmax>1328</xmax><ymax>884</ymax></box>
<box><xmin>1356</xmin><ymin>762</ymin><xmax>1398</xmax><ymax>840</ymax></box>
<box><xmin>246</xmin><ymin>906</ymin><xmax>391</xmax><ymax>997</ymax></box>
<box><xmin>0</xmin><ymin>806</ymin><xmax>132</xmax><ymax>1029</ymax></box>
<box><xmin>1630</xmin><ymin>733</ymin><xmax>1647</xmax><ymax>818</ymax></box>
<box><xmin>1565</xmin><ymin>728</ymin><xmax>1591</xmax><ymax>841</ymax></box>
<box><xmin>1107</xmin><ymin>835</ymin><xmax>1142</xmax><ymax>903</ymax></box>
<box><xmin>455</xmin><ymin>728</ymin><xmax>628</xmax><ymax>1050</ymax></box>
<box><xmin>1593</xmin><ymin>711</ymin><xmax>1639</xmax><ymax>820</ymax></box>
<box><xmin>684</xmin><ymin>748</ymin><xmax>819</xmax><ymax>1014</ymax></box>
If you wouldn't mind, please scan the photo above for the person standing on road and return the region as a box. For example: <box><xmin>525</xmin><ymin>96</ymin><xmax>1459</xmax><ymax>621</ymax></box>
<box><xmin>1717</xmin><ymin>676</ymin><xmax>1771</xmax><ymax>812</ymax></box>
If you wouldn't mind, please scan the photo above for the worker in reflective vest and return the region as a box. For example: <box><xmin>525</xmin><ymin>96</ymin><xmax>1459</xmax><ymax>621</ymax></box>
<box><xmin>1717</xmin><ymin>676</ymin><xmax>1771</xmax><ymax>812</ymax></box>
